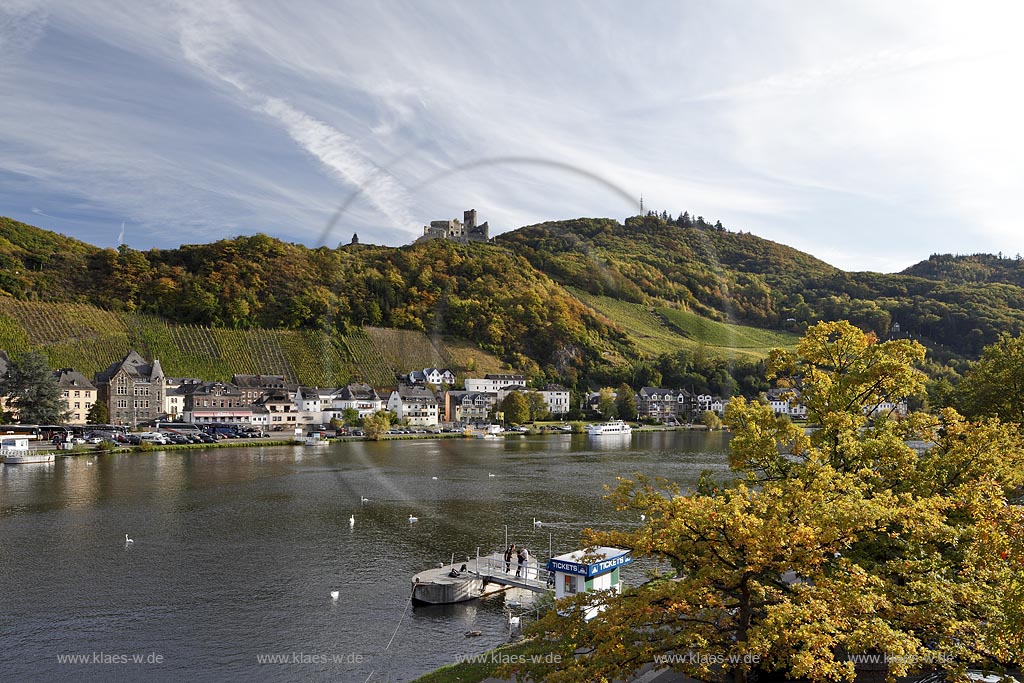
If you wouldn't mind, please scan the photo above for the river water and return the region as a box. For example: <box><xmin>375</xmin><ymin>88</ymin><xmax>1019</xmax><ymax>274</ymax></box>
<box><xmin>0</xmin><ymin>430</ymin><xmax>730</xmax><ymax>682</ymax></box>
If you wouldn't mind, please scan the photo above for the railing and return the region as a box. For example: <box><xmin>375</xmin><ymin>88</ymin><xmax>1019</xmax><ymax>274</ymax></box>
<box><xmin>474</xmin><ymin>553</ymin><xmax>554</xmax><ymax>589</ymax></box>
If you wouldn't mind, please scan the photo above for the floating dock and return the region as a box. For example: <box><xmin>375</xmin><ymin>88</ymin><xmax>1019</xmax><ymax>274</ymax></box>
<box><xmin>411</xmin><ymin>552</ymin><xmax>552</xmax><ymax>605</ymax></box>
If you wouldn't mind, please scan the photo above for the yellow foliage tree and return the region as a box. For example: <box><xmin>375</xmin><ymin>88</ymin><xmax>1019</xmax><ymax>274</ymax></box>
<box><xmin>502</xmin><ymin>321</ymin><xmax>1024</xmax><ymax>683</ymax></box>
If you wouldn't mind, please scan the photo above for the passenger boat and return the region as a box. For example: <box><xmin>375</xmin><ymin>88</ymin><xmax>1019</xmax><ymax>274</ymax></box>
<box><xmin>585</xmin><ymin>420</ymin><xmax>633</xmax><ymax>436</ymax></box>
<box><xmin>1</xmin><ymin>436</ymin><xmax>54</xmax><ymax>464</ymax></box>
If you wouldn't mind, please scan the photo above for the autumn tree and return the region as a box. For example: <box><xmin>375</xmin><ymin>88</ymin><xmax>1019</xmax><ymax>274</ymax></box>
<box><xmin>361</xmin><ymin>410</ymin><xmax>392</xmax><ymax>440</ymax></box>
<box><xmin>501</xmin><ymin>391</ymin><xmax>530</xmax><ymax>425</ymax></box>
<box><xmin>503</xmin><ymin>321</ymin><xmax>1024</xmax><ymax>683</ymax></box>
<box><xmin>597</xmin><ymin>387</ymin><xmax>616</xmax><ymax>420</ymax></box>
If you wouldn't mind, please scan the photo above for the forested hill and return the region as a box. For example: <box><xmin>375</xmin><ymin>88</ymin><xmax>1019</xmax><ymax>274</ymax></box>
<box><xmin>4</xmin><ymin>213</ymin><xmax>1024</xmax><ymax>383</ymax></box>
<box><xmin>902</xmin><ymin>252</ymin><xmax>1024</xmax><ymax>288</ymax></box>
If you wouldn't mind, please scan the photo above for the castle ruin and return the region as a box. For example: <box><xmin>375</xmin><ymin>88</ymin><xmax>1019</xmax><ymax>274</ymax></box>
<box><xmin>418</xmin><ymin>209</ymin><xmax>490</xmax><ymax>244</ymax></box>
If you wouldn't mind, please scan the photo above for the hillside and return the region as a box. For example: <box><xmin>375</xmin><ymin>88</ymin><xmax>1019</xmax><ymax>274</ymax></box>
<box><xmin>5</xmin><ymin>213</ymin><xmax>1024</xmax><ymax>387</ymax></box>
<box><xmin>0</xmin><ymin>298</ymin><xmax>507</xmax><ymax>387</ymax></box>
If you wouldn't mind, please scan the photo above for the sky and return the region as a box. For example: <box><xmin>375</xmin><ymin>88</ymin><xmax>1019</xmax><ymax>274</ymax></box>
<box><xmin>2</xmin><ymin>0</ymin><xmax>1023</xmax><ymax>273</ymax></box>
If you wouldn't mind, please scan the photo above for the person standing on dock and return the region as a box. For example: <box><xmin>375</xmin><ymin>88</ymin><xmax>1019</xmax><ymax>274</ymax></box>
<box><xmin>504</xmin><ymin>544</ymin><xmax>516</xmax><ymax>573</ymax></box>
<box><xmin>516</xmin><ymin>546</ymin><xmax>528</xmax><ymax>578</ymax></box>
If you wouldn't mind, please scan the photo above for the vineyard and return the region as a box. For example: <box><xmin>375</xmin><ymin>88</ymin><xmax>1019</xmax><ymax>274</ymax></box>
<box><xmin>0</xmin><ymin>297</ymin><xmax>504</xmax><ymax>387</ymax></box>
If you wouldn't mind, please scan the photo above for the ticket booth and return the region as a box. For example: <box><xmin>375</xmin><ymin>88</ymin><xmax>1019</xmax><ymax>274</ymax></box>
<box><xmin>546</xmin><ymin>546</ymin><xmax>631</xmax><ymax>620</ymax></box>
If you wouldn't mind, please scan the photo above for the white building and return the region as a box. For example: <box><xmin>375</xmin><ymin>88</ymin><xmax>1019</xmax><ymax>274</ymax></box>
<box><xmin>464</xmin><ymin>374</ymin><xmax>527</xmax><ymax>393</ymax></box>
<box><xmin>387</xmin><ymin>385</ymin><xmax>439</xmax><ymax>427</ymax></box>
<box><xmin>539</xmin><ymin>384</ymin><xmax>571</xmax><ymax>416</ymax></box>
<box><xmin>327</xmin><ymin>383</ymin><xmax>384</xmax><ymax>420</ymax></box>
<box><xmin>408</xmin><ymin>368</ymin><xmax>456</xmax><ymax>386</ymax></box>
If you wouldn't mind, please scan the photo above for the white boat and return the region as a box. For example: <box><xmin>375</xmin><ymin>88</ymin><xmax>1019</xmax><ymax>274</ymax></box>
<box><xmin>2</xmin><ymin>436</ymin><xmax>54</xmax><ymax>464</ymax></box>
<box><xmin>303</xmin><ymin>432</ymin><xmax>327</xmax><ymax>448</ymax></box>
<box><xmin>585</xmin><ymin>420</ymin><xmax>633</xmax><ymax>436</ymax></box>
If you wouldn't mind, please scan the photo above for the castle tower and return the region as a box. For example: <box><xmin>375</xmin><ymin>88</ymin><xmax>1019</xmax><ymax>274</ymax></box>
<box><xmin>463</xmin><ymin>209</ymin><xmax>477</xmax><ymax>232</ymax></box>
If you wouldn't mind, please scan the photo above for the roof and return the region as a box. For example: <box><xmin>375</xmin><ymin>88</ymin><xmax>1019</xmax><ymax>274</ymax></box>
<box><xmin>179</xmin><ymin>381</ymin><xmax>242</xmax><ymax>397</ymax></box>
<box><xmin>55</xmin><ymin>368</ymin><xmax>96</xmax><ymax>390</ymax></box>
<box><xmin>395</xmin><ymin>385</ymin><xmax>438</xmax><ymax>403</ymax></box>
<box><xmin>483</xmin><ymin>374</ymin><xmax>526</xmax><ymax>380</ymax></box>
<box><xmin>231</xmin><ymin>374</ymin><xmax>288</xmax><ymax>388</ymax></box>
<box><xmin>96</xmin><ymin>351</ymin><xmax>170</xmax><ymax>383</ymax></box>
<box><xmin>336</xmin><ymin>383</ymin><xmax>380</xmax><ymax>401</ymax></box>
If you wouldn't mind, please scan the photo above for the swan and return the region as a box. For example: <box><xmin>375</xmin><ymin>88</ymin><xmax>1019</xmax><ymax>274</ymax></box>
<box><xmin>349</xmin><ymin>515</ymin><xmax>355</xmax><ymax>527</ymax></box>
<box><xmin>533</xmin><ymin>518</ymin><xmax>542</xmax><ymax>528</ymax></box>
<box><xmin>330</xmin><ymin>590</ymin><xmax>340</xmax><ymax>600</ymax></box>
<box><xmin>488</xmin><ymin>473</ymin><xmax>495</xmax><ymax>478</ymax></box>
<box><xmin>640</xmin><ymin>514</ymin><xmax>646</xmax><ymax>522</ymax></box>
<box><xmin>124</xmin><ymin>534</ymin><xmax>133</xmax><ymax>545</ymax></box>
<box><xmin>360</xmin><ymin>496</ymin><xmax>369</xmax><ymax>504</ymax></box>
<box><xmin>431</xmin><ymin>476</ymin><xmax>438</xmax><ymax>480</ymax></box>
<box><xmin>408</xmin><ymin>514</ymin><xmax>418</xmax><ymax>523</ymax></box>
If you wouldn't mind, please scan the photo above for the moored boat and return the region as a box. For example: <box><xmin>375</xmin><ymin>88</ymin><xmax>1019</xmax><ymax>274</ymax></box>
<box><xmin>585</xmin><ymin>420</ymin><xmax>633</xmax><ymax>436</ymax></box>
<box><xmin>2</xmin><ymin>436</ymin><xmax>54</xmax><ymax>464</ymax></box>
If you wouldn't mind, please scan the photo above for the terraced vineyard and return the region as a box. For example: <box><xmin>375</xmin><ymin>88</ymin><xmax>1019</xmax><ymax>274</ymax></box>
<box><xmin>0</xmin><ymin>297</ymin><xmax>503</xmax><ymax>387</ymax></box>
<box><xmin>572</xmin><ymin>290</ymin><xmax>797</xmax><ymax>360</ymax></box>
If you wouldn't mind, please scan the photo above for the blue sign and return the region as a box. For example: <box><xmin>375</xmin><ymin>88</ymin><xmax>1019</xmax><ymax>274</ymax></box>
<box><xmin>547</xmin><ymin>550</ymin><xmax>631</xmax><ymax>578</ymax></box>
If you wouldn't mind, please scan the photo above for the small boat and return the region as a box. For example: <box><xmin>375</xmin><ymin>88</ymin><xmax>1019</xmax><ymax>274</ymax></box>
<box><xmin>304</xmin><ymin>432</ymin><xmax>329</xmax><ymax>447</ymax></box>
<box><xmin>2</xmin><ymin>436</ymin><xmax>54</xmax><ymax>464</ymax></box>
<box><xmin>585</xmin><ymin>420</ymin><xmax>633</xmax><ymax>436</ymax></box>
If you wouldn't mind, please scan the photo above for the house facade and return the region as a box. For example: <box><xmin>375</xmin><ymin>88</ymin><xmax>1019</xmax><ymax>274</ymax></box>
<box><xmin>181</xmin><ymin>381</ymin><xmax>252</xmax><ymax>424</ymax></box>
<box><xmin>636</xmin><ymin>387</ymin><xmax>679</xmax><ymax>423</ymax></box>
<box><xmin>95</xmin><ymin>351</ymin><xmax>167</xmax><ymax>428</ymax></box>
<box><xmin>329</xmin><ymin>383</ymin><xmax>383</xmax><ymax>420</ymax></box>
<box><xmin>408</xmin><ymin>368</ymin><xmax>456</xmax><ymax>386</ymax></box>
<box><xmin>539</xmin><ymin>384</ymin><xmax>571</xmax><ymax>417</ymax></box>
<box><xmin>387</xmin><ymin>385</ymin><xmax>439</xmax><ymax>427</ymax></box>
<box><xmin>55</xmin><ymin>369</ymin><xmax>96</xmax><ymax>424</ymax></box>
<box><xmin>464</xmin><ymin>374</ymin><xmax>527</xmax><ymax>394</ymax></box>
<box><xmin>443</xmin><ymin>390</ymin><xmax>495</xmax><ymax>425</ymax></box>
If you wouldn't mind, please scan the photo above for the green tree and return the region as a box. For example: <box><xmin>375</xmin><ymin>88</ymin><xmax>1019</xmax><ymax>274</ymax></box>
<box><xmin>86</xmin><ymin>400</ymin><xmax>109</xmax><ymax>425</ymax></box>
<box><xmin>503</xmin><ymin>321</ymin><xmax>1024</xmax><ymax>683</ymax></box>
<box><xmin>0</xmin><ymin>351</ymin><xmax>70</xmax><ymax>424</ymax></box>
<box><xmin>341</xmin><ymin>408</ymin><xmax>360</xmax><ymax>426</ymax></box>
<box><xmin>525</xmin><ymin>391</ymin><xmax>548</xmax><ymax>421</ymax></box>
<box><xmin>597</xmin><ymin>387</ymin><xmax>616</xmax><ymax>420</ymax></box>
<box><xmin>958</xmin><ymin>333</ymin><xmax>1024</xmax><ymax>422</ymax></box>
<box><xmin>615</xmin><ymin>383</ymin><xmax>636</xmax><ymax>420</ymax></box>
<box><xmin>501</xmin><ymin>391</ymin><xmax>530</xmax><ymax>425</ymax></box>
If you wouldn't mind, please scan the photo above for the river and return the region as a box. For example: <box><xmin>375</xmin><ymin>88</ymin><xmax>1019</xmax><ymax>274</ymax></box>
<box><xmin>0</xmin><ymin>430</ymin><xmax>730</xmax><ymax>682</ymax></box>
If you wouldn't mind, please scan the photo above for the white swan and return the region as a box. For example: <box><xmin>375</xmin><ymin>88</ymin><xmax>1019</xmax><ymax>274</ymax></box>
<box><xmin>488</xmin><ymin>473</ymin><xmax>495</xmax><ymax>478</ymax></box>
<box><xmin>640</xmin><ymin>514</ymin><xmax>646</xmax><ymax>522</ymax></box>
<box><xmin>349</xmin><ymin>515</ymin><xmax>355</xmax><ymax>527</ymax></box>
<box><xmin>431</xmin><ymin>476</ymin><xmax>438</xmax><ymax>480</ymax></box>
<box><xmin>360</xmin><ymin>496</ymin><xmax>369</xmax><ymax>504</ymax></box>
<box><xmin>533</xmin><ymin>518</ymin><xmax>542</xmax><ymax>528</ymax></box>
<box><xmin>330</xmin><ymin>590</ymin><xmax>340</xmax><ymax>600</ymax></box>
<box><xmin>408</xmin><ymin>514</ymin><xmax>418</xmax><ymax>523</ymax></box>
<box><xmin>124</xmin><ymin>534</ymin><xmax>133</xmax><ymax>545</ymax></box>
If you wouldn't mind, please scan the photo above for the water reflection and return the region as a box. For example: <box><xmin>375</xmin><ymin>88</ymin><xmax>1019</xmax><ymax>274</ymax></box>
<box><xmin>0</xmin><ymin>431</ymin><xmax>730</xmax><ymax>683</ymax></box>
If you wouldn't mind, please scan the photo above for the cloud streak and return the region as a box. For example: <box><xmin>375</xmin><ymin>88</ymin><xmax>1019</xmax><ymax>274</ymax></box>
<box><xmin>1</xmin><ymin>0</ymin><xmax>1023</xmax><ymax>269</ymax></box>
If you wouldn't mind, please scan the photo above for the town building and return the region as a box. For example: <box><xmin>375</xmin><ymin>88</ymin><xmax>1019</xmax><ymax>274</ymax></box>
<box><xmin>408</xmin><ymin>368</ymin><xmax>456</xmax><ymax>386</ymax></box>
<box><xmin>539</xmin><ymin>384</ymin><xmax>571</xmax><ymax>417</ymax></box>
<box><xmin>387</xmin><ymin>385</ymin><xmax>439</xmax><ymax>427</ymax></box>
<box><xmin>55</xmin><ymin>369</ymin><xmax>96</xmax><ymax>424</ymax></box>
<box><xmin>327</xmin><ymin>383</ymin><xmax>384</xmax><ymax>420</ymax></box>
<box><xmin>443</xmin><ymin>390</ymin><xmax>495</xmax><ymax>425</ymax></box>
<box><xmin>94</xmin><ymin>351</ymin><xmax>167</xmax><ymax>428</ymax></box>
<box><xmin>180</xmin><ymin>381</ymin><xmax>251</xmax><ymax>424</ymax></box>
<box><xmin>464</xmin><ymin>374</ymin><xmax>527</xmax><ymax>394</ymax></box>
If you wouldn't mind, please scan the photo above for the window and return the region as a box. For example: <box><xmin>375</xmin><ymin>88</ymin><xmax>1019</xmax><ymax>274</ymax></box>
<box><xmin>117</xmin><ymin>399</ymin><xmax>128</xmax><ymax>409</ymax></box>
<box><xmin>74</xmin><ymin>402</ymin><xmax>80</xmax><ymax>409</ymax></box>
<box><xmin>74</xmin><ymin>391</ymin><xmax>81</xmax><ymax>398</ymax></box>
<box><xmin>564</xmin><ymin>574</ymin><xmax>577</xmax><ymax>594</ymax></box>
